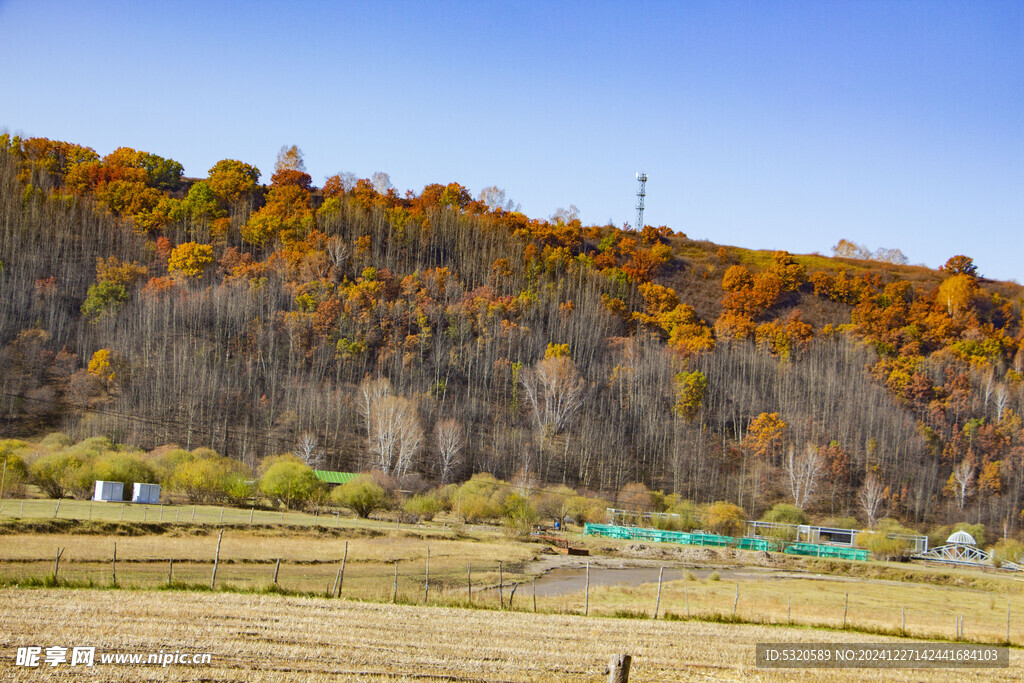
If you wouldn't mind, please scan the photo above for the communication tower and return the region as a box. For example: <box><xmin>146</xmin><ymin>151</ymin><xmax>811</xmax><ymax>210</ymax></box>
<box><xmin>635</xmin><ymin>172</ymin><xmax>647</xmax><ymax>231</ymax></box>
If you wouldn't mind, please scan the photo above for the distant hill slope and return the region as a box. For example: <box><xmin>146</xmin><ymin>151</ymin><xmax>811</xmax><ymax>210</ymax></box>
<box><xmin>1</xmin><ymin>135</ymin><xmax>1022</xmax><ymax>533</ymax></box>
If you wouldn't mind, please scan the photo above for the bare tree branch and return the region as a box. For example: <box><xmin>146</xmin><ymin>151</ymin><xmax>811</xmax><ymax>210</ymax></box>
<box><xmin>858</xmin><ymin>474</ymin><xmax>886</xmax><ymax>529</ymax></box>
<box><xmin>435</xmin><ymin>418</ymin><xmax>464</xmax><ymax>484</ymax></box>
<box><xmin>786</xmin><ymin>443</ymin><xmax>824</xmax><ymax>509</ymax></box>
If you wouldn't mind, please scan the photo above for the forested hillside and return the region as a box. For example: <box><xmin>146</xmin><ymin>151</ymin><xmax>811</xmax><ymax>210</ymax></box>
<box><xmin>1</xmin><ymin>135</ymin><xmax>1022</xmax><ymax>531</ymax></box>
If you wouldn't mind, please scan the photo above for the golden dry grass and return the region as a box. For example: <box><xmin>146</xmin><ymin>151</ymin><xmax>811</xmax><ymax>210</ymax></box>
<box><xmin>6</xmin><ymin>524</ymin><xmax>1024</xmax><ymax>644</ymax></box>
<box><xmin>0</xmin><ymin>530</ymin><xmax>530</xmax><ymax>565</ymax></box>
<box><xmin>2</xmin><ymin>588</ymin><xmax>1019</xmax><ymax>681</ymax></box>
<box><xmin>0</xmin><ymin>497</ymin><xmax>385</xmax><ymax>529</ymax></box>
<box><xmin>0</xmin><ymin>528</ymin><xmax>537</xmax><ymax>599</ymax></box>
<box><xmin>552</xmin><ymin>572</ymin><xmax>1024</xmax><ymax>645</ymax></box>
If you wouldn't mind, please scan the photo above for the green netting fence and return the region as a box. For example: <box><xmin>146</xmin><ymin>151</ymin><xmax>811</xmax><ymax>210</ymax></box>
<box><xmin>584</xmin><ymin>523</ymin><xmax>869</xmax><ymax>560</ymax></box>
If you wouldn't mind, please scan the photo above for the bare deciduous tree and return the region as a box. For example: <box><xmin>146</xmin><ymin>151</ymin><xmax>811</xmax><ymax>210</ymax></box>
<box><xmin>357</xmin><ymin>376</ymin><xmax>392</xmax><ymax>440</ymax></box>
<box><xmin>995</xmin><ymin>385</ymin><xmax>1008</xmax><ymax>421</ymax></box>
<box><xmin>371</xmin><ymin>171</ymin><xmax>393</xmax><ymax>195</ymax></box>
<box><xmin>368</xmin><ymin>394</ymin><xmax>421</xmax><ymax>476</ymax></box>
<box><xmin>550</xmin><ymin>205</ymin><xmax>580</xmax><ymax>224</ymax></box>
<box><xmin>293</xmin><ymin>432</ymin><xmax>322</xmax><ymax>468</ymax></box>
<box><xmin>858</xmin><ymin>473</ymin><xmax>886</xmax><ymax>529</ymax></box>
<box><xmin>325</xmin><ymin>170</ymin><xmax>359</xmax><ymax>192</ymax></box>
<box><xmin>786</xmin><ymin>443</ymin><xmax>824</xmax><ymax>509</ymax></box>
<box><xmin>478</xmin><ymin>185</ymin><xmax>518</xmax><ymax>212</ymax></box>
<box><xmin>395</xmin><ymin>408</ymin><xmax>423</xmax><ymax>478</ymax></box>
<box><xmin>325</xmin><ymin>236</ymin><xmax>350</xmax><ymax>270</ymax></box>
<box><xmin>951</xmin><ymin>458</ymin><xmax>975</xmax><ymax>511</ymax></box>
<box><xmin>435</xmin><ymin>418</ymin><xmax>464</xmax><ymax>484</ymax></box>
<box><xmin>519</xmin><ymin>357</ymin><xmax>585</xmax><ymax>436</ymax></box>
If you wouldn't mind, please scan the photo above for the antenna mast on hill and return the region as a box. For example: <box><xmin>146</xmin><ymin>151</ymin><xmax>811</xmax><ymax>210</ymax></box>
<box><xmin>635</xmin><ymin>172</ymin><xmax>647</xmax><ymax>231</ymax></box>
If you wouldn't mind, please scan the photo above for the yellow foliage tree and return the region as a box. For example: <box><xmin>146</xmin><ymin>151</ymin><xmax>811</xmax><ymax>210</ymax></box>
<box><xmin>674</xmin><ymin>370</ymin><xmax>708</xmax><ymax>420</ymax></box>
<box><xmin>937</xmin><ymin>273</ymin><xmax>978</xmax><ymax>317</ymax></box>
<box><xmin>746</xmin><ymin>412</ymin><xmax>787</xmax><ymax>460</ymax></box>
<box><xmin>87</xmin><ymin>349</ymin><xmax>114</xmax><ymax>382</ymax></box>
<box><xmin>767</xmin><ymin>250</ymin><xmax>806</xmax><ymax>291</ymax></box>
<box><xmin>168</xmin><ymin>242</ymin><xmax>214</xmax><ymax>278</ymax></box>
<box><xmin>95</xmin><ymin>256</ymin><xmax>147</xmax><ymax>288</ymax></box>
<box><xmin>544</xmin><ymin>342</ymin><xmax>570</xmax><ymax>359</ymax></box>
<box><xmin>662</xmin><ymin>304</ymin><xmax>715</xmax><ymax>355</ymax></box>
<box><xmin>704</xmin><ymin>501</ymin><xmax>746</xmax><ymax>536</ymax></box>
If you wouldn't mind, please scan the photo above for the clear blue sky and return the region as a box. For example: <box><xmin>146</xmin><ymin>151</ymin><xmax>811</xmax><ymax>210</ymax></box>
<box><xmin>1</xmin><ymin>0</ymin><xmax>1021</xmax><ymax>282</ymax></box>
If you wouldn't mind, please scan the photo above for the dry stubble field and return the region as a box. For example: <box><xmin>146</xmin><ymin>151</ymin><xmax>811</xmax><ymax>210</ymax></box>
<box><xmin>3</xmin><ymin>507</ymin><xmax>1024</xmax><ymax>680</ymax></box>
<box><xmin>2</xmin><ymin>588</ymin><xmax>1020</xmax><ymax>682</ymax></box>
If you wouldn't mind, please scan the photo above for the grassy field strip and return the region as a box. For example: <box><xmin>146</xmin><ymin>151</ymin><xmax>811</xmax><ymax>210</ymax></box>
<box><xmin>540</xmin><ymin>575</ymin><xmax>1024</xmax><ymax>645</ymax></box>
<box><xmin>0</xmin><ymin>531</ymin><xmax>537</xmax><ymax>602</ymax></box>
<box><xmin>4</xmin><ymin>527</ymin><xmax>1024</xmax><ymax>643</ymax></box>
<box><xmin>0</xmin><ymin>531</ymin><xmax>533</xmax><ymax>565</ymax></box>
<box><xmin>2</xmin><ymin>588</ymin><xmax>1015</xmax><ymax>681</ymax></box>
<box><xmin>3</xmin><ymin>559</ymin><xmax>1024</xmax><ymax>643</ymax></box>
<box><xmin>0</xmin><ymin>498</ymin><xmax>400</xmax><ymax>530</ymax></box>
<box><xmin>0</xmin><ymin>561</ymin><xmax>520</xmax><ymax>605</ymax></box>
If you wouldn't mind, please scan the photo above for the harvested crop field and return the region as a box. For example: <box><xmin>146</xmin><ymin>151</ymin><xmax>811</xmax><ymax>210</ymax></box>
<box><xmin>1</xmin><ymin>589</ymin><xmax>1018</xmax><ymax>681</ymax></box>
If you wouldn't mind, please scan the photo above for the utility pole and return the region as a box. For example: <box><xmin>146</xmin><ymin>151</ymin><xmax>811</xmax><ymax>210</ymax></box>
<box><xmin>635</xmin><ymin>172</ymin><xmax>647</xmax><ymax>231</ymax></box>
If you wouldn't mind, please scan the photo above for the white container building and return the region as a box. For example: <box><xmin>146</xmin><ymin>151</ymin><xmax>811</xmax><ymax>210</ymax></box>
<box><xmin>93</xmin><ymin>480</ymin><xmax>124</xmax><ymax>502</ymax></box>
<box><xmin>132</xmin><ymin>483</ymin><xmax>161</xmax><ymax>504</ymax></box>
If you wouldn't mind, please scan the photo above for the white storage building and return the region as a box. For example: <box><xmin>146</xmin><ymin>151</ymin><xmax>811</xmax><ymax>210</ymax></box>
<box><xmin>132</xmin><ymin>483</ymin><xmax>161</xmax><ymax>504</ymax></box>
<box><xmin>93</xmin><ymin>480</ymin><xmax>124</xmax><ymax>502</ymax></box>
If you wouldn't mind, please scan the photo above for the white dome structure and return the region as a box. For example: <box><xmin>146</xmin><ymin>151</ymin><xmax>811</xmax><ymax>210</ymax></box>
<box><xmin>914</xmin><ymin>528</ymin><xmax>1021</xmax><ymax>571</ymax></box>
<box><xmin>946</xmin><ymin>530</ymin><xmax>977</xmax><ymax>546</ymax></box>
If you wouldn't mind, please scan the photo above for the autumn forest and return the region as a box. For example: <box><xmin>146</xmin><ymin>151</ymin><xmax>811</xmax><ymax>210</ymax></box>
<box><xmin>2</xmin><ymin>135</ymin><xmax>1023</xmax><ymax>533</ymax></box>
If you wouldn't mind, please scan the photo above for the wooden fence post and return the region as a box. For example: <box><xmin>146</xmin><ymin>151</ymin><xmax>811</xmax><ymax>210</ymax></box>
<box><xmin>53</xmin><ymin>547</ymin><xmax>64</xmax><ymax>583</ymax></box>
<box><xmin>112</xmin><ymin>542</ymin><xmax>117</xmax><ymax>586</ymax></box>
<box><xmin>654</xmin><ymin>567</ymin><xmax>664</xmax><ymax>619</ymax></box>
<box><xmin>338</xmin><ymin>541</ymin><xmax>348</xmax><ymax>595</ymax></box>
<box><xmin>533</xmin><ymin>577</ymin><xmax>537</xmax><ymax>613</ymax></box>
<box><xmin>249</xmin><ymin>507</ymin><xmax>254</xmax><ymax>524</ymax></box>
<box><xmin>168</xmin><ymin>559</ymin><xmax>173</xmax><ymax>585</ymax></box>
<box><xmin>53</xmin><ymin>499</ymin><xmax>60</xmax><ymax>519</ymax></box>
<box><xmin>467</xmin><ymin>564</ymin><xmax>472</xmax><ymax>605</ymax></box>
<box><xmin>499</xmin><ymin>561</ymin><xmax>504</xmax><ymax>610</ymax></box>
<box><xmin>508</xmin><ymin>582</ymin><xmax>518</xmax><ymax>610</ymax></box>
<box><xmin>733</xmin><ymin>584</ymin><xmax>739</xmax><ymax>617</ymax></box>
<box><xmin>273</xmin><ymin>558</ymin><xmax>281</xmax><ymax>585</ymax></box>
<box><xmin>332</xmin><ymin>565</ymin><xmax>342</xmax><ymax>598</ymax></box>
<box><xmin>607</xmin><ymin>654</ymin><xmax>631</xmax><ymax>683</ymax></box>
<box><xmin>585</xmin><ymin>562</ymin><xmax>590</xmax><ymax>616</ymax></box>
<box><xmin>424</xmin><ymin>542</ymin><xmax>430</xmax><ymax>603</ymax></box>
<box><xmin>190</xmin><ymin>505</ymin><xmax>195</xmax><ymax>522</ymax></box>
<box><xmin>393</xmin><ymin>561</ymin><xmax>399</xmax><ymax>603</ymax></box>
<box><xmin>211</xmin><ymin>529</ymin><xmax>223</xmax><ymax>589</ymax></box>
